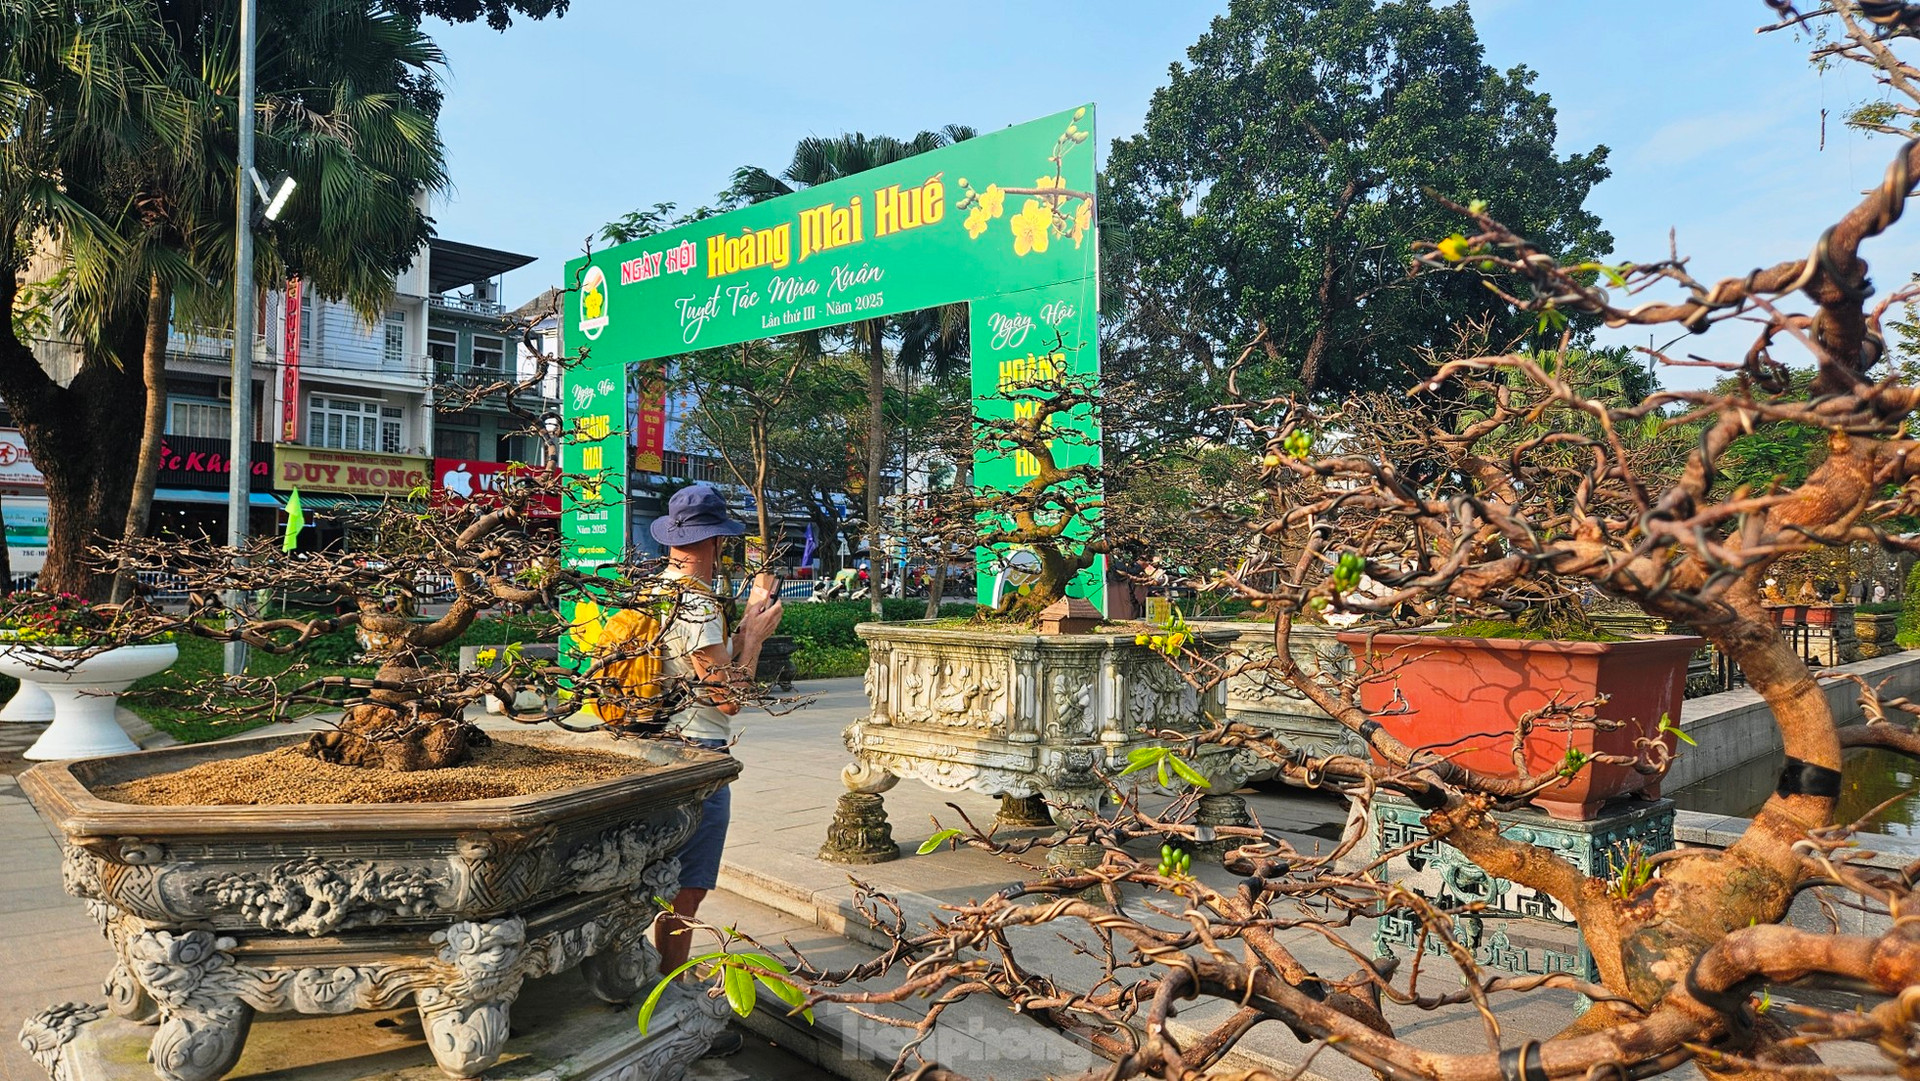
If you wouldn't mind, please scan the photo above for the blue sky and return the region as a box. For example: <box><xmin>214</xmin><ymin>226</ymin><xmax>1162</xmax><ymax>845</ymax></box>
<box><xmin>427</xmin><ymin>0</ymin><xmax>1919</xmax><ymax>388</ymax></box>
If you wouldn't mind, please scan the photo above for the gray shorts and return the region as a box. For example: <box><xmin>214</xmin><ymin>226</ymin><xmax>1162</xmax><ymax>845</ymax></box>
<box><xmin>676</xmin><ymin>738</ymin><xmax>731</xmax><ymax>891</ymax></box>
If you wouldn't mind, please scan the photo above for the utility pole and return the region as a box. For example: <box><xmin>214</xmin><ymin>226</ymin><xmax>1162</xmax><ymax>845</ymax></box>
<box><xmin>224</xmin><ymin>0</ymin><xmax>257</xmax><ymax>677</ymax></box>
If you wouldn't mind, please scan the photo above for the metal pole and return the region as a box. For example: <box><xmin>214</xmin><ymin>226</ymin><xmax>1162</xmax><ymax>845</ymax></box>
<box><xmin>224</xmin><ymin>0</ymin><xmax>257</xmax><ymax>676</ymax></box>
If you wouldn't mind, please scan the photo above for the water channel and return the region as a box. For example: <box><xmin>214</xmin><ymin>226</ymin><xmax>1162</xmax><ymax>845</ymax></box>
<box><xmin>1671</xmin><ymin>745</ymin><xmax>1920</xmax><ymax>842</ymax></box>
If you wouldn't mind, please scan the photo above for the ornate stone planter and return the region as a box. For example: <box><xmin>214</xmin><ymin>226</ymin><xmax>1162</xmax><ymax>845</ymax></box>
<box><xmin>1186</xmin><ymin>620</ymin><xmax>1358</xmax><ymax>761</ymax></box>
<box><xmin>755</xmin><ymin>633</ymin><xmax>798</xmax><ymax>691</ymax></box>
<box><xmin>827</xmin><ymin>620</ymin><xmax>1257</xmax><ymax>863</ymax></box>
<box><xmin>17</xmin><ymin>731</ymin><xmax>739</xmax><ymax>1081</ymax></box>
<box><xmin>0</xmin><ymin>643</ymin><xmax>178</xmax><ymax>760</ymax></box>
<box><xmin>1856</xmin><ymin>610</ymin><xmax>1905</xmax><ymax>660</ymax></box>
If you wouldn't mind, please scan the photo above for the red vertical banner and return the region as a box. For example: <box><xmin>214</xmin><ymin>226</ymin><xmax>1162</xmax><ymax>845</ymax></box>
<box><xmin>280</xmin><ymin>279</ymin><xmax>302</xmax><ymax>442</ymax></box>
<box><xmin>630</xmin><ymin>364</ymin><xmax>666</xmax><ymax>473</ymax></box>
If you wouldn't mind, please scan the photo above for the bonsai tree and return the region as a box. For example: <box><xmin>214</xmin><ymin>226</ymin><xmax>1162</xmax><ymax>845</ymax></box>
<box><xmin>916</xmin><ymin>362</ymin><xmax>1148</xmax><ymax>619</ymax></box>
<box><xmin>662</xmin><ymin>5</ymin><xmax>1920</xmax><ymax>1077</ymax></box>
<box><xmin>0</xmin><ymin>310</ymin><xmax>777</xmax><ymax>771</ymax></box>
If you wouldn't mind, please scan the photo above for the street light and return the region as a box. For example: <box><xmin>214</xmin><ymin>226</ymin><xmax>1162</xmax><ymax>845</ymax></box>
<box><xmin>249</xmin><ymin>168</ymin><xmax>297</xmax><ymax>223</ymax></box>
<box><xmin>223</xmin><ymin>0</ymin><xmax>259</xmax><ymax>677</ymax></box>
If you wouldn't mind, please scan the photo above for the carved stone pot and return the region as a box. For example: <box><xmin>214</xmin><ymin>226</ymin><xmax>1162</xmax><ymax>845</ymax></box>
<box><xmin>1185</xmin><ymin>620</ymin><xmax>1358</xmax><ymax>764</ymax></box>
<box><xmin>827</xmin><ymin>620</ymin><xmax>1259</xmax><ymax>863</ymax></box>
<box><xmin>17</xmin><ymin>731</ymin><xmax>739</xmax><ymax>1081</ymax></box>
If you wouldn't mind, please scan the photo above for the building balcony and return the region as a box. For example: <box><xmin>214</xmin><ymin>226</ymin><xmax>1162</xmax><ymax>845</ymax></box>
<box><xmin>301</xmin><ymin>352</ymin><xmax>433</xmax><ymax>388</ymax></box>
<box><xmin>433</xmin><ymin>360</ymin><xmax>557</xmax><ymax>409</ymax></box>
<box><xmin>430</xmin><ymin>293</ymin><xmax>506</xmax><ymax>318</ymax></box>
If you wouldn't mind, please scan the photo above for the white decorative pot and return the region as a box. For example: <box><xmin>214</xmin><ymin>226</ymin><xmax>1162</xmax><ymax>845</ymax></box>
<box><xmin>0</xmin><ymin>671</ymin><xmax>55</xmax><ymax>723</ymax></box>
<box><xmin>0</xmin><ymin>643</ymin><xmax>178</xmax><ymax>760</ymax></box>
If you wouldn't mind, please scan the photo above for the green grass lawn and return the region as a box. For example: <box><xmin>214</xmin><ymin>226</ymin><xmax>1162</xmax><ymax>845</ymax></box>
<box><xmin>124</xmin><ymin>613</ymin><xmax>556</xmax><ymax>745</ymax></box>
<box><xmin>125</xmin><ymin>632</ymin><xmax>377</xmax><ymax>744</ymax></box>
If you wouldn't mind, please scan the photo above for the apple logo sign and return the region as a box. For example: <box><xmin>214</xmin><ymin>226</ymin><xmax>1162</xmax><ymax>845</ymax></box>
<box><xmin>443</xmin><ymin>463</ymin><xmax>474</xmax><ymax>499</ymax></box>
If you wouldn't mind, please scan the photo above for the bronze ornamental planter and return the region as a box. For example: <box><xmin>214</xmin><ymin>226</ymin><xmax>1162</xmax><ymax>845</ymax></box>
<box><xmin>18</xmin><ymin>732</ymin><xmax>739</xmax><ymax>1081</ymax></box>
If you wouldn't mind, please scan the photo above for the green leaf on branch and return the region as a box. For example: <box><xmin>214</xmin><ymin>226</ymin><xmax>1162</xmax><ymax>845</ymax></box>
<box><xmin>1656</xmin><ymin>713</ymin><xmax>1695</xmax><ymax>747</ymax></box>
<box><xmin>917</xmin><ymin>828</ymin><xmax>964</xmax><ymax>855</ymax></box>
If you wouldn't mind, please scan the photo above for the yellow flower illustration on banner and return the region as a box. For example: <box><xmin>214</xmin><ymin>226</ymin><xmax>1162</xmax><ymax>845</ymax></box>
<box><xmin>953</xmin><ymin>108</ymin><xmax>1093</xmax><ymax>258</ymax></box>
<box><xmin>959</xmin><ymin>181</ymin><xmax>1006</xmax><ymax>238</ymax></box>
<box><xmin>1011</xmin><ymin>199</ymin><xmax>1052</xmax><ymax>256</ymax></box>
<box><xmin>582</xmin><ymin>281</ymin><xmax>606</xmax><ymax>320</ymax></box>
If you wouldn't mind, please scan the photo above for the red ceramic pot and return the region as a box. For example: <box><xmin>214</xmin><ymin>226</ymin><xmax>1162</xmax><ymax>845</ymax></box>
<box><xmin>1335</xmin><ymin>631</ymin><xmax>1702</xmax><ymax>820</ymax></box>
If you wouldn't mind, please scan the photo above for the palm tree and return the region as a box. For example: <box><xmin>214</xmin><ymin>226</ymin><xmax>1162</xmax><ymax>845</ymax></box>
<box><xmin>727</xmin><ymin>125</ymin><xmax>976</xmax><ymax>618</ymax></box>
<box><xmin>2</xmin><ymin>0</ymin><xmax>540</xmax><ymax>598</ymax></box>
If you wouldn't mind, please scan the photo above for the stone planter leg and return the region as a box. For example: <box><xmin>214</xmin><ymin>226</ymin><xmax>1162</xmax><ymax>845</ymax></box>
<box><xmin>1193</xmin><ymin>793</ymin><xmax>1254</xmax><ymax>862</ymax></box>
<box><xmin>1043</xmin><ymin>788</ymin><xmax>1107</xmax><ymax>871</ymax></box>
<box><xmin>416</xmin><ymin>918</ymin><xmax>530</xmax><ymax>1078</ymax></box>
<box><xmin>580</xmin><ymin>936</ymin><xmax>663</xmax><ymax>1004</ymax></box>
<box><xmin>24</xmin><ymin>682</ymin><xmax>140</xmax><ymax>760</ymax></box>
<box><xmin>416</xmin><ymin>991</ymin><xmax>515</xmax><ymax>1078</ymax></box>
<box><xmin>820</xmin><ymin>793</ymin><xmax>900</xmax><ymax>864</ymax></box>
<box><xmin>995</xmin><ymin>793</ymin><xmax>1055</xmax><ymax>829</ymax></box>
<box><xmin>149</xmin><ymin>1000</ymin><xmax>255</xmax><ymax>1081</ymax></box>
<box><xmin>0</xmin><ymin>677</ymin><xmax>53</xmax><ymax>723</ymax></box>
<box><xmin>822</xmin><ymin>761</ymin><xmax>901</xmax><ymax>865</ymax></box>
<box><xmin>124</xmin><ymin>929</ymin><xmax>254</xmax><ymax>1081</ymax></box>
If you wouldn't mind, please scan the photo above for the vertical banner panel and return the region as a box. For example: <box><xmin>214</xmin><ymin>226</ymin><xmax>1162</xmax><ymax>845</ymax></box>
<box><xmin>969</xmin><ymin>276</ymin><xmax>1104</xmax><ymax>612</ymax></box>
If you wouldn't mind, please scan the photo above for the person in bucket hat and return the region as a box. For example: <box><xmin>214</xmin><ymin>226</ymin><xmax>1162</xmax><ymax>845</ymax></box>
<box><xmin>648</xmin><ymin>485</ymin><xmax>783</xmax><ymax>1055</ymax></box>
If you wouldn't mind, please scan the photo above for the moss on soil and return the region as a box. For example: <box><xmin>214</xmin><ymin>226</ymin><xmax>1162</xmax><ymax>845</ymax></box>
<box><xmin>1423</xmin><ymin>619</ymin><xmax>1626</xmax><ymax>643</ymax></box>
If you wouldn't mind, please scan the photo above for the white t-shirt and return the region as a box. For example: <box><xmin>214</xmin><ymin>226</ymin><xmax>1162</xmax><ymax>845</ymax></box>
<box><xmin>658</xmin><ymin>570</ymin><xmax>731</xmax><ymax>741</ymax></box>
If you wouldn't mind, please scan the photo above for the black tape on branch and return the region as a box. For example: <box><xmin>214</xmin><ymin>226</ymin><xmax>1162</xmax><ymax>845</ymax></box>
<box><xmin>1776</xmin><ymin>756</ymin><xmax>1843</xmax><ymax>799</ymax></box>
<box><xmin>1497</xmin><ymin>1040</ymin><xmax>1548</xmax><ymax>1081</ymax></box>
<box><xmin>1407</xmin><ymin>784</ymin><xmax>1448</xmax><ymax>810</ymax></box>
<box><xmin>1357</xmin><ymin>719</ymin><xmax>1384</xmax><ymax>742</ymax></box>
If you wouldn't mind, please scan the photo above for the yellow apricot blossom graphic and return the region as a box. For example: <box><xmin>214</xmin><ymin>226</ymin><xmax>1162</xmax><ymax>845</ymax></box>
<box><xmin>1011</xmin><ymin>199</ymin><xmax>1052</xmax><ymax>256</ymax></box>
<box><xmin>953</xmin><ymin>109</ymin><xmax>1093</xmax><ymax>258</ymax></box>
<box><xmin>582</xmin><ymin>283</ymin><xmax>606</xmax><ymax>320</ymax></box>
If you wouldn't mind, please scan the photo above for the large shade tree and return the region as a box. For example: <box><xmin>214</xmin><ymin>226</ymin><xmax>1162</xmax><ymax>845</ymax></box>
<box><xmin>0</xmin><ymin>0</ymin><xmax>563</xmax><ymax>599</ymax></box>
<box><xmin>1102</xmin><ymin>0</ymin><xmax>1611</xmax><ymax>425</ymax></box>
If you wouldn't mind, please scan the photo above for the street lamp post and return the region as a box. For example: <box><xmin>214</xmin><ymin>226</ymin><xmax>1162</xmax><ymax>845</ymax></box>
<box><xmin>224</xmin><ymin>0</ymin><xmax>257</xmax><ymax>677</ymax></box>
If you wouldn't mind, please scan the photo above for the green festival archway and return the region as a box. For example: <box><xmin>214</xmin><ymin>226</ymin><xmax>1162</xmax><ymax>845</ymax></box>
<box><xmin>560</xmin><ymin>104</ymin><xmax>1102</xmax><ymax>609</ymax></box>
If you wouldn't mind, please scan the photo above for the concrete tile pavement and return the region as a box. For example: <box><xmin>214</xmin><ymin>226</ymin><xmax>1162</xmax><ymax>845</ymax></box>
<box><xmin>0</xmin><ymin>674</ymin><xmax>1749</xmax><ymax>1081</ymax></box>
<box><xmin>0</xmin><ymin>721</ymin><xmax>114</xmax><ymax>1081</ymax></box>
<box><xmin>710</xmin><ymin>679</ymin><xmax>1609</xmax><ymax>1081</ymax></box>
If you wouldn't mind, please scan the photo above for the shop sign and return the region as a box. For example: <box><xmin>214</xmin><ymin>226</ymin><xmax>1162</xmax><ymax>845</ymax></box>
<box><xmin>273</xmin><ymin>445</ymin><xmax>429</xmax><ymax>497</ymax></box>
<box><xmin>155</xmin><ymin>435</ymin><xmax>274</xmax><ymax>491</ymax></box>
<box><xmin>0</xmin><ymin>429</ymin><xmax>45</xmax><ymax>488</ymax></box>
<box><xmin>432</xmin><ymin>458</ymin><xmax>560</xmax><ymax>517</ymax></box>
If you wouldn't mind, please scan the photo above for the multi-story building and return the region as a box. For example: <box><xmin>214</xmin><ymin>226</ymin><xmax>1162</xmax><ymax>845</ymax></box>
<box><xmin>12</xmin><ymin>235</ymin><xmax>538</xmax><ymax>558</ymax></box>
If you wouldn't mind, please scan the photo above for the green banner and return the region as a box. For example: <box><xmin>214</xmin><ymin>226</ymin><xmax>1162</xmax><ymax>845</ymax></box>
<box><xmin>559</xmin><ymin>368</ymin><xmax>628</xmax><ymax>572</ymax></box>
<box><xmin>562</xmin><ymin>105</ymin><xmax>1096</xmax><ymax>363</ymax></box>
<box><xmin>561</xmin><ymin>104</ymin><xmax>1102</xmax><ymax>609</ymax></box>
<box><xmin>968</xmin><ymin>279</ymin><xmax>1103</xmax><ymax>609</ymax></box>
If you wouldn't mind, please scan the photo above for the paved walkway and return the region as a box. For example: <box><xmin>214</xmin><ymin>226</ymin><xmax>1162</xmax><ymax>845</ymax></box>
<box><xmin>0</xmin><ymin>680</ymin><xmax>1637</xmax><ymax>1081</ymax></box>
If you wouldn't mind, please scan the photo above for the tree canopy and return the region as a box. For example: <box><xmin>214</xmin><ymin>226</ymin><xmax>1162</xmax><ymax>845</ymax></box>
<box><xmin>1102</xmin><ymin>0</ymin><xmax>1611</xmax><ymax>421</ymax></box>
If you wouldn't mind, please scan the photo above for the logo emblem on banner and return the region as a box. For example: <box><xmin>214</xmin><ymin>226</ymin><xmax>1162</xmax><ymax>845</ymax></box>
<box><xmin>578</xmin><ymin>265</ymin><xmax>609</xmax><ymax>341</ymax></box>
